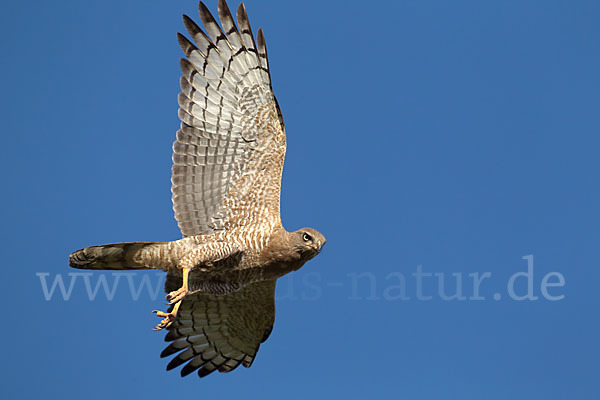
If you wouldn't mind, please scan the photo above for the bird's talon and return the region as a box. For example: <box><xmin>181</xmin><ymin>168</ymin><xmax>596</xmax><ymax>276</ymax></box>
<box><xmin>152</xmin><ymin>310</ymin><xmax>176</xmax><ymax>331</ymax></box>
<box><xmin>166</xmin><ymin>287</ymin><xmax>188</xmax><ymax>304</ymax></box>
<box><xmin>152</xmin><ymin>310</ymin><xmax>169</xmax><ymax>317</ymax></box>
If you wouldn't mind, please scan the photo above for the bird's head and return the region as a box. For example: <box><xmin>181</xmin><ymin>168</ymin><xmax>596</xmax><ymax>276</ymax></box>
<box><xmin>291</xmin><ymin>227</ymin><xmax>326</xmax><ymax>261</ymax></box>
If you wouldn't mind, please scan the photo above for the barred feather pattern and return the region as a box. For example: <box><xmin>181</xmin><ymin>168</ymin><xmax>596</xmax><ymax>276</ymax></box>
<box><xmin>172</xmin><ymin>0</ymin><xmax>285</xmax><ymax>237</ymax></box>
<box><xmin>68</xmin><ymin>0</ymin><xmax>326</xmax><ymax>380</ymax></box>
<box><xmin>161</xmin><ymin>278</ymin><xmax>276</xmax><ymax>378</ymax></box>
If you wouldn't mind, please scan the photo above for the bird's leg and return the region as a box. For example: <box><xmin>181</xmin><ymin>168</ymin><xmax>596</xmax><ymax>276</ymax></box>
<box><xmin>152</xmin><ymin>267</ymin><xmax>190</xmax><ymax>331</ymax></box>
<box><xmin>152</xmin><ymin>300</ymin><xmax>182</xmax><ymax>331</ymax></box>
<box><xmin>151</xmin><ymin>243</ymin><xmax>239</xmax><ymax>331</ymax></box>
<box><xmin>166</xmin><ymin>267</ymin><xmax>190</xmax><ymax>304</ymax></box>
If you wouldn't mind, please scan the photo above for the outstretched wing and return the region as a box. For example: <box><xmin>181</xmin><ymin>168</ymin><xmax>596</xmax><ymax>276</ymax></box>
<box><xmin>161</xmin><ymin>279</ymin><xmax>277</xmax><ymax>378</ymax></box>
<box><xmin>172</xmin><ymin>0</ymin><xmax>286</xmax><ymax>237</ymax></box>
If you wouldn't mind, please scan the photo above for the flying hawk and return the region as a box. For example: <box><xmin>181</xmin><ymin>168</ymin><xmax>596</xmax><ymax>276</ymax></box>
<box><xmin>69</xmin><ymin>0</ymin><xmax>325</xmax><ymax>378</ymax></box>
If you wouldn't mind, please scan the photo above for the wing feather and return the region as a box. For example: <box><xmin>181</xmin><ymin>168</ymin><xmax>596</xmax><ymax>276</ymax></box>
<box><xmin>172</xmin><ymin>0</ymin><xmax>285</xmax><ymax>236</ymax></box>
<box><xmin>162</xmin><ymin>278</ymin><xmax>276</xmax><ymax>378</ymax></box>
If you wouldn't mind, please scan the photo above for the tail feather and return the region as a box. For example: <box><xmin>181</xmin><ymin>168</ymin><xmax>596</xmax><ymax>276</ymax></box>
<box><xmin>69</xmin><ymin>242</ymin><xmax>165</xmax><ymax>270</ymax></box>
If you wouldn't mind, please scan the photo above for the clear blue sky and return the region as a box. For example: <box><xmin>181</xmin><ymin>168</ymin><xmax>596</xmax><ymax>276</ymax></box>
<box><xmin>1</xmin><ymin>0</ymin><xmax>599</xmax><ymax>398</ymax></box>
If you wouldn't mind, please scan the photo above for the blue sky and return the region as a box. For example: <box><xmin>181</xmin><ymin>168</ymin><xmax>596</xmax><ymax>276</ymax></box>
<box><xmin>1</xmin><ymin>0</ymin><xmax>599</xmax><ymax>398</ymax></box>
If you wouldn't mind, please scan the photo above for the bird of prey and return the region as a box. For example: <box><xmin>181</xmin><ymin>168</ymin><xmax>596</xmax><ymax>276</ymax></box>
<box><xmin>69</xmin><ymin>0</ymin><xmax>325</xmax><ymax>378</ymax></box>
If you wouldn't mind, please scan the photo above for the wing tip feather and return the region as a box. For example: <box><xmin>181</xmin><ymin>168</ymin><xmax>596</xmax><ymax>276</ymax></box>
<box><xmin>177</xmin><ymin>32</ymin><xmax>196</xmax><ymax>57</ymax></box>
<box><xmin>182</xmin><ymin>14</ymin><xmax>200</xmax><ymax>37</ymax></box>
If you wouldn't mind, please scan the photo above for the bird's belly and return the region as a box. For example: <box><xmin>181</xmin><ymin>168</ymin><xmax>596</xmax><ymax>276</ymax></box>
<box><xmin>186</xmin><ymin>262</ymin><xmax>265</xmax><ymax>295</ymax></box>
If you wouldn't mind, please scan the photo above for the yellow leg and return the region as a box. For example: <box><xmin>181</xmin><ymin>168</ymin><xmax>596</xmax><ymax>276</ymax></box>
<box><xmin>152</xmin><ymin>301</ymin><xmax>182</xmax><ymax>331</ymax></box>
<box><xmin>152</xmin><ymin>268</ymin><xmax>190</xmax><ymax>331</ymax></box>
<box><xmin>166</xmin><ymin>268</ymin><xmax>190</xmax><ymax>304</ymax></box>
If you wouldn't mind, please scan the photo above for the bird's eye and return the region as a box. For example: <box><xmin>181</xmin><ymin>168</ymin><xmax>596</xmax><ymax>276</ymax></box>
<box><xmin>302</xmin><ymin>233</ymin><xmax>312</xmax><ymax>242</ymax></box>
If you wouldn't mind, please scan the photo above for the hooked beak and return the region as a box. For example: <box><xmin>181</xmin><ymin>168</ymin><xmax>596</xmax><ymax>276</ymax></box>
<box><xmin>316</xmin><ymin>238</ymin><xmax>326</xmax><ymax>252</ymax></box>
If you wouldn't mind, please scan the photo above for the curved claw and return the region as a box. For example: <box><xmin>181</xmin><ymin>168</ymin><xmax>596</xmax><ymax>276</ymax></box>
<box><xmin>152</xmin><ymin>309</ymin><xmax>175</xmax><ymax>331</ymax></box>
<box><xmin>165</xmin><ymin>287</ymin><xmax>189</xmax><ymax>304</ymax></box>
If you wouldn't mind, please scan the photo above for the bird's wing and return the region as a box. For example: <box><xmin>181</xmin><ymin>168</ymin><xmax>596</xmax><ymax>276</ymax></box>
<box><xmin>161</xmin><ymin>278</ymin><xmax>276</xmax><ymax>378</ymax></box>
<box><xmin>172</xmin><ymin>0</ymin><xmax>286</xmax><ymax>237</ymax></box>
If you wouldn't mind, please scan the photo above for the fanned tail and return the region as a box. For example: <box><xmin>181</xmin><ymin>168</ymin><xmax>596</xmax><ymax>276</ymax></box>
<box><xmin>69</xmin><ymin>242</ymin><xmax>165</xmax><ymax>270</ymax></box>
